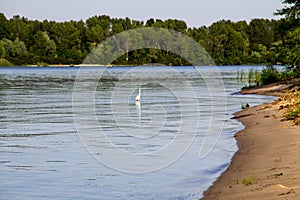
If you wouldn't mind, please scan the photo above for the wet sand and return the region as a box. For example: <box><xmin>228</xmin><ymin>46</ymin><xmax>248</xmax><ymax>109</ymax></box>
<box><xmin>202</xmin><ymin>84</ymin><xmax>300</xmax><ymax>199</ymax></box>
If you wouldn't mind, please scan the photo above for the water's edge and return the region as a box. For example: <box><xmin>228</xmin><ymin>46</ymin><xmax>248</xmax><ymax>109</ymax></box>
<box><xmin>201</xmin><ymin>93</ymin><xmax>276</xmax><ymax>199</ymax></box>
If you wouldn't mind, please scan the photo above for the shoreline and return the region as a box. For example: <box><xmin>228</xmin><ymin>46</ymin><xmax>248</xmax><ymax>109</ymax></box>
<box><xmin>202</xmin><ymin>82</ymin><xmax>300</xmax><ymax>199</ymax></box>
<box><xmin>0</xmin><ymin>64</ymin><xmax>276</xmax><ymax>67</ymax></box>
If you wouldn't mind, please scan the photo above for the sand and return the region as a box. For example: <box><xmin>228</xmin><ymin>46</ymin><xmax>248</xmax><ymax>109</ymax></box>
<box><xmin>202</xmin><ymin>85</ymin><xmax>300</xmax><ymax>200</ymax></box>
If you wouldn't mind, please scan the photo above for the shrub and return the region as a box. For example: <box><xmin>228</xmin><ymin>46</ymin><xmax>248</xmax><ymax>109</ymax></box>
<box><xmin>289</xmin><ymin>66</ymin><xmax>300</xmax><ymax>79</ymax></box>
<box><xmin>286</xmin><ymin>109</ymin><xmax>300</xmax><ymax>120</ymax></box>
<box><xmin>242</xmin><ymin>175</ymin><xmax>256</xmax><ymax>185</ymax></box>
<box><xmin>260</xmin><ymin>65</ymin><xmax>280</xmax><ymax>85</ymax></box>
<box><xmin>0</xmin><ymin>58</ymin><xmax>13</xmax><ymax>66</ymax></box>
<box><xmin>37</xmin><ymin>62</ymin><xmax>49</xmax><ymax>67</ymax></box>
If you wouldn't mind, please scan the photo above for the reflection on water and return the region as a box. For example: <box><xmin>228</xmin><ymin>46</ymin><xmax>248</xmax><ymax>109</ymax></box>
<box><xmin>0</xmin><ymin>66</ymin><xmax>274</xmax><ymax>200</ymax></box>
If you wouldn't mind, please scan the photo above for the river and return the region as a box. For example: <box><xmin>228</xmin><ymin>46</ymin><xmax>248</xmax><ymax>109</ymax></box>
<box><xmin>0</xmin><ymin>66</ymin><xmax>274</xmax><ymax>199</ymax></box>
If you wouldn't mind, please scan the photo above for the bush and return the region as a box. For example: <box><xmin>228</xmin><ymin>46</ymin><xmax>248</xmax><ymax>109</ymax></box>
<box><xmin>290</xmin><ymin>66</ymin><xmax>300</xmax><ymax>78</ymax></box>
<box><xmin>286</xmin><ymin>109</ymin><xmax>300</xmax><ymax>120</ymax></box>
<box><xmin>242</xmin><ymin>175</ymin><xmax>256</xmax><ymax>185</ymax></box>
<box><xmin>0</xmin><ymin>58</ymin><xmax>13</xmax><ymax>66</ymax></box>
<box><xmin>260</xmin><ymin>65</ymin><xmax>280</xmax><ymax>85</ymax></box>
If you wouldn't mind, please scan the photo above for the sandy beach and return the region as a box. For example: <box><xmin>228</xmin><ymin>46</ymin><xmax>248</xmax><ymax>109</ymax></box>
<box><xmin>202</xmin><ymin>83</ymin><xmax>300</xmax><ymax>199</ymax></box>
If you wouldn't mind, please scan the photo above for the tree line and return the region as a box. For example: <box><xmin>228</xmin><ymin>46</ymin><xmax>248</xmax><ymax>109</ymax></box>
<box><xmin>0</xmin><ymin>0</ymin><xmax>299</xmax><ymax>67</ymax></box>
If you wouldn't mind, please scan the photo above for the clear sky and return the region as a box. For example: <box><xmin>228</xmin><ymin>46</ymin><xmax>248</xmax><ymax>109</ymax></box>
<box><xmin>0</xmin><ymin>0</ymin><xmax>284</xmax><ymax>27</ymax></box>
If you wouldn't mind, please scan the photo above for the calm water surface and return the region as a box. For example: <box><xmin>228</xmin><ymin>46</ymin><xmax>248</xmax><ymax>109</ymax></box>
<box><xmin>0</xmin><ymin>66</ymin><xmax>274</xmax><ymax>199</ymax></box>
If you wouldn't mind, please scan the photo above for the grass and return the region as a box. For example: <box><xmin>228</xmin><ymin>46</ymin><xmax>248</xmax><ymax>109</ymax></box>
<box><xmin>285</xmin><ymin>108</ymin><xmax>300</xmax><ymax>125</ymax></box>
<box><xmin>237</xmin><ymin>69</ymin><xmax>246</xmax><ymax>85</ymax></box>
<box><xmin>254</xmin><ymin>70</ymin><xmax>261</xmax><ymax>86</ymax></box>
<box><xmin>237</xmin><ymin>65</ymin><xmax>300</xmax><ymax>89</ymax></box>
<box><xmin>282</xmin><ymin>91</ymin><xmax>300</xmax><ymax>125</ymax></box>
<box><xmin>236</xmin><ymin>175</ymin><xmax>257</xmax><ymax>185</ymax></box>
<box><xmin>248</xmin><ymin>68</ymin><xmax>254</xmax><ymax>86</ymax></box>
<box><xmin>237</xmin><ymin>68</ymin><xmax>261</xmax><ymax>88</ymax></box>
<box><xmin>285</xmin><ymin>109</ymin><xmax>300</xmax><ymax>120</ymax></box>
<box><xmin>242</xmin><ymin>175</ymin><xmax>256</xmax><ymax>185</ymax></box>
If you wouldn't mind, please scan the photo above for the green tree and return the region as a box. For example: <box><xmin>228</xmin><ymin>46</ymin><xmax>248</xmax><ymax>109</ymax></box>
<box><xmin>188</xmin><ymin>26</ymin><xmax>208</xmax><ymax>48</ymax></box>
<box><xmin>274</xmin><ymin>0</ymin><xmax>300</xmax><ymax>69</ymax></box>
<box><xmin>44</xmin><ymin>21</ymin><xmax>85</xmax><ymax>63</ymax></box>
<box><xmin>275</xmin><ymin>0</ymin><xmax>300</xmax><ymax>19</ymax></box>
<box><xmin>1</xmin><ymin>37</ymin><xmax>28</xmax><ymax>64</ymax></box>
<box><xmin>14</xmin><ymin>37</ymin><xmax>28</xmax><ymax>56</ymax></box>
<box><xmin>206</xmin><ymin>20</ymin><xmax>249</xmax><ymax>65</ymax></box>
<box><xmin>247</xmin><ymin>19</ymin><xmax>274</xmax><ymax>49</ymax></box>
<box><xmin>2</xmin><ymin>38</ymin><xmax>16</xmax><ymax>58</ymax></box>
<box><xmin>13</xmin><ymin>37</ymin><xmax>28</xmax><ymax>64</ymax></box>
<box><xmin>165</xmin><ymin>19</ymin><xmax>187</xmax><ymax>33</ymax></box>
<box><xmin>0</xmin><ymin>13</ymin><xmax>8</xmax><ymax>40</ymax></box>
<box><xmin>86</xmin><ymin>15</ymin><xmax>111</xmax><ymax>44</ymax></box>
<box><xmin>7</xmin><ymin>15</ymin><xmax>29</xmax><ymax>42</ymax></box>
<box><xmin>32</xmin><ymin>31</ymin><xmax>56</xmax><ymax>60</ymax></box>
<box><xmin>283</xmin><ymin>27</ymin><xmax>300</xmax><ymax>67</ymax></box>
<box><xmin>111</xmin><ymin>17</ymin><xmax>135</xmax><ymax>35</ymax></box>
<box><xmin>0</xmin><ymin>41</ymin><xmax>5</xmax><ymax>58</ymax></box>
<box><xmin>146</xmin><ymin>18</ymin><xmax>155</xmax><ymax>27</ymax></box>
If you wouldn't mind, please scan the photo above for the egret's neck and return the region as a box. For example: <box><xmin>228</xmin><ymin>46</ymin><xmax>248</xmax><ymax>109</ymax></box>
<box><xmin>139</xmin><ymin>88</ymin><xmax>141</xmax><ymax>95</ymax></box>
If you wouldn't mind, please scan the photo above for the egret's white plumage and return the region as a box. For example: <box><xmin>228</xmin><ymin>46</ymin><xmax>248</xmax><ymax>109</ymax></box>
<box><xmin>136</xmin><ymin>88</ymin><xmax>141</xmax><ymax>102</ymax></box>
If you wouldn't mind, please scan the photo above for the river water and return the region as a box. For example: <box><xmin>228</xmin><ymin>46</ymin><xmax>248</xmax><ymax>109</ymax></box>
<box><xmin>0</xmin><ymin>66</ymin><xmax>274</xmax><ymax>200</ymax></box>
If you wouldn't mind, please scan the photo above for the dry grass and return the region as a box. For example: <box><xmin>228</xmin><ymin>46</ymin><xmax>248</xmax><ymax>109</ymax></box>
<box><xmin>275</xmin><ymin>90</ymin><xmax>300</xmax><ymax>125</ymax></box>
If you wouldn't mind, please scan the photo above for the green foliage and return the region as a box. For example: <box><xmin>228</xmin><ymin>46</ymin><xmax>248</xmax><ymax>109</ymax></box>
<box><xmin>275</xmin><ymin>0</ymin><xmax>300</xmax><ymax>19</ymax></box>
<box><xmin>0</xmin><ymin>40</ymin><xmax>5</xmax><ymax>58</ymax></box>
<box><xmin>14</xmin><ymin>37</ymin><xmax>28</xmax><ymax>56</ymax></box>
<box><xmin>248</xmin><ymin>68</ymin><xmax>254</xmax><ymax>86</ymax></box>
<box><xmin>36</xmin><ymin>62</ymin><xmax>49</xmax><ymax>67</ymax></box>
<box><xmin>0</xmin><ymin>0</ymin><xmax>298</xmax><ymax>66</ymax></box>
<box><xmin>30</xmin><ymin>30</ymin><xmax>57</xmax><ymax>64</ymax></box>
<box><xmin>32</xmin><ymin>31</ymin><xmax>56</xmax><ymax>58</ymax></box>
<box><xmin>254</xmin><ymin>70</ymin><xmax>261</xmax><ymax>86</ymax></box>
<box><xmin>260</xmin><ymin>65</ymin><xmax>280</xmax><ymax>85</ymax></box>
<box><xmin>2</xmin><ymin>38</ymin><xmax>16</xmax><ymax>57</ymax></box>
<box><xmin>0</xmin><ymin>13</ymin><xmax>8</xmax><ymax>39</ymax></box>
<box><xmin>285</xmin><ymin>109</ymin><xmax>300</xmax><ymax>120</ymax></box>
<box><xmin>236</xmin><ymin>70</ymin><xmax>240</xmax><ymax>82</ymax></box>
<box><xmin>237</xmin><ymin>68</ymin><xmax>262</xmax><ymax>88</ymax></box>
<box><xmin>285</xmin><ymin>104</ymin><xmax>300</xmax><ymax>125</ymax></box>
<box><xmin>284</xmin><ymin>28</ymin><xmax>300</xmax><ymax>68</ymax></box>
<box><xmin>242</xmin><ymin>176</ymin><xmax>256</xmax><ymax>185</ymax></box>
<box><xmin>237</xmin><ymin>69</ymin><xmax>245</xmax><ymax>84</ymax></box>
<box><xmin>205</xmin><ymin>20</ymin><xmax>249</xmax><ymax>65</ymax></box>
<box><xmin>248</xmin><ymin>19</ymin><xmax>274</xmax><ymax>49</ymax></box>
<box><xmin>250</xmin><ymin>64</ymin><xmax>300</xmax><ymax>87</ymax></box>
<box><xmin>0</xmin><ymin>58</ymin><xmax>13</xmax><ymax>66</ymax></box>
<box><xmin>282</xmin><ymin>65</ymin><xmax>300</xmax><ymax>79</ymax></box>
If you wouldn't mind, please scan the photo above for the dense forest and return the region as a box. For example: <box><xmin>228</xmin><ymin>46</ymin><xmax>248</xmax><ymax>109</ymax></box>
<box><xmin>0</xmin><ymin>0</ymin><xmax>299</xmax><ymax>67</ymax></box>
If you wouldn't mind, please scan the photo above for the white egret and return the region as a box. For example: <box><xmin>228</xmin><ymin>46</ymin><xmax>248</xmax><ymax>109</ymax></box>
<box><xmin>135</xmin><ymin>88</ymin><xmax>141</xmax><ymax>102</ymax></box>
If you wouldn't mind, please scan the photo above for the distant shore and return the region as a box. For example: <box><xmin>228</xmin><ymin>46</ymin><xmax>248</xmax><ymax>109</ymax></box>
<box><xmin>0</xmin><ymin>64</ymin><xmax>176</xmax><ymax>67</ymax></box>
<box><xmin>202</xmin><ymin>81</ymin><xmax>300</xmax><ymax>199</ymax></box>
<box><xmin>25</xmin><ymin>64</ymin><xmax>115</xmax><ymax>67</ymax></box>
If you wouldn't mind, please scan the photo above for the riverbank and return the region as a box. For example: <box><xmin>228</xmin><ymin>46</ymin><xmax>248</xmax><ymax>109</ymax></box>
<box><xmin>202</xmin><ymin>81</ymin><xmax>300</xmax><ymax>199</ymax></box>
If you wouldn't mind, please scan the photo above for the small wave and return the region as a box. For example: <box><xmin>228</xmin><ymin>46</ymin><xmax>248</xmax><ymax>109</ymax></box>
<box><xmin>0</xmin><ymin>161</ymin><xmax>11</xmax><ymax>164</ymax></box>
<box><xmin>0</xmin><ymin>132</ymin><xmax>68</xmax><ymax>138</ymax></box>
<box><xmin>205</xmin><ymin>162</ymin><xmax>229</xmax><ymax>175</ymax></box>
<box><xmin>6</xmin><ymin>165</ymin><xmax>35</xmax><ymax>170</ymax></box>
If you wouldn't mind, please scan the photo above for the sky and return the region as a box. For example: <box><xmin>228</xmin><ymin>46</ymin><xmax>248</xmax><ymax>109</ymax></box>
<box><xmin>0</xmin><ymin>0</ymin><xmax>285</xmax><ymax>27</ymax></box>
